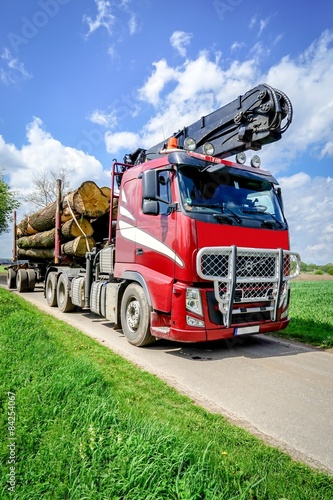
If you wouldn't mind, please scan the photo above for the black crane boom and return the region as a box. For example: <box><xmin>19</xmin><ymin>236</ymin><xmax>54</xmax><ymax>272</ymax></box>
<box><xmin>124</xmin><ymin>83</ymin><xmax>292</xmax><ymax>165</ymax></box>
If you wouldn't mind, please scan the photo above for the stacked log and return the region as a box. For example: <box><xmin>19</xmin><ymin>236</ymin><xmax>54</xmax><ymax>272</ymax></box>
<box><xmin>16</xmin><ymin>181</ymin><xmax>117</xmax><ymax>261</ymax></box>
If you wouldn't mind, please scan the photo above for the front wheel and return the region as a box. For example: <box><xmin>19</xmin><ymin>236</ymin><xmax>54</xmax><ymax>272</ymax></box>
<box><xmin>120</xmin><ymin>283</ymin><xmax>155</xmax><ymax>347</ymax></box>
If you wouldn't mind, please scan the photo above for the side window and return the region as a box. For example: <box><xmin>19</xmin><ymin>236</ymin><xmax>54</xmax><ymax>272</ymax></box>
<box><xmin>158</xmin><ymin>171</ymin><xmax>172</xmax><ymax>215</ymax></box>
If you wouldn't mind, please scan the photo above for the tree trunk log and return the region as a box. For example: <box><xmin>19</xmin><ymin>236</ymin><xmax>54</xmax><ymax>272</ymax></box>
<box><xmin>64</xmin><ymin>181</ymin><xmax>110</xmax><ymax>218</ymax></box>
<box><xmin>17</xmin><ymin>229</ymin><xmax>55</xmax><ymax>249</ymax></box>
<box><xmin>61</xmin><ymin>218</ymin><xmax>93</xmax><ymax>239</ymax></box>
<box><xmin>61</xmin><ymin>236</ymin><xmax>95</xmax><ymax>257</ymax></box>
<box><xmin>17</xmin><ymin>181</ymin><xmax>110</xmax><ymax>236</ymax></box>
<box><xmin>16</xmin><ymin>217</ymin><xmax>94</xmax><ymax>249</ymax></box>
<box><xmin>17</xmin><ymin>247</ymin><xmax>55</xmax><ymax>260</ymax></box>
<box><xmin>17</xmin><ymin>236</ymin><xmax>95</xmax><ymax>260</ymax></box>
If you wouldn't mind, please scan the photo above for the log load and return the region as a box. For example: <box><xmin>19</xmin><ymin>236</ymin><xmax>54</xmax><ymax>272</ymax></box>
<box><xmin>16</xmin><ymin>180</ymin><xmax>117</xmax><ymax>262</ymax></box>
<box><xmin>17</xmin><ymin>236</ymin><xmax>95</xmax><ymax>259</ymax></box>
<box><xmin>17</xmin><ymin>181</ymin><xmax>110</xmax><ymax>236</ymax></box>
<box><xmin>17</xmin><ymin>218</ymin><xmax>94</xmax><ymax>249</ymax></box>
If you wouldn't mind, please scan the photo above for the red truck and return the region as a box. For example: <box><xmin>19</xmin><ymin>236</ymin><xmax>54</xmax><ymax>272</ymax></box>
<box><xmin>8</xmin><ymin>84</ymin><xmax>300</xmax><ymax>346</ymax></box>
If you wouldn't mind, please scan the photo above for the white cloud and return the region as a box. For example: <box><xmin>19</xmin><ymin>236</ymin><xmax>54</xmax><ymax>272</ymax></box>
<box><xmin>128</xmin><ymin>13</ymin><xmax>138</xmax><ymax>35</ymax></box>
<box><xmin>0</xmin><ymin>47</ymin><xmax>32</xmax><ymax>85</ymax></box>
<box><xmin>249</xmin><ymin>15</ymin><xmax>271</xmax><ymax>37</ymax></box>
<box><xmin>83</xmin><ymin>0</ymin><xmax>115</xmax><ymax>37</ymax></box>
<box><xmin>105</xmin><ymin>130</ymin><xmax>140</xmax><ymax>155</ymax></box>
<box><xmin>88</xmin><ymin>109</ymin><xmax>118</xmax><ymax>128</ymax></box>
<box><xmin>265</xmin><ymin>30</ymin><xmax>333</xmax><ymax>164</ymax></box>
<box><xmin>0</xmin><ymin>117</ymin><xmax>109</xmax><ymax>231</ymax></box>
<box><xmin>279</xmin><ymin>174</ymin><xmax>333</xmax><ymax>265</ymax></box>
<box><xmin>83</xmin><ymin>0</ymin><xmax>138</xmax><ymax>39</ymax></box>
<box><xmin>170</xmin><ymin>31</ymin><xmax>192</xmax><ymax>57</ymax></box>
<box><xmin>100</xmin><ymin>29</ymin><xmax>333</xmax><ymax>263</ymax></box>
<box><xmin>138</xmin><ymin>59</ymin><xmax>178</xmax><ymax>106</ymax></box>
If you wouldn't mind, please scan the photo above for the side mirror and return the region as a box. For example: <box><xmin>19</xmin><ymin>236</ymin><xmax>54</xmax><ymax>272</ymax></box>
<box><xmin>142</xmin><ymin>169</ymin><xmax>159</xmax><ymax>199</ymax></box>
<box><xmin>142</xmin><ymin>199</ymin><xmax>159</xmax><ymax>215</ymax></box>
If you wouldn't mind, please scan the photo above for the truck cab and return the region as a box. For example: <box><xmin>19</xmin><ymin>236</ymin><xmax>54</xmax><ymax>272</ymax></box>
<box><xmin>110</xmin><ymin>148</ymin><xmax>299</xmax><ymax>345</ymax></box>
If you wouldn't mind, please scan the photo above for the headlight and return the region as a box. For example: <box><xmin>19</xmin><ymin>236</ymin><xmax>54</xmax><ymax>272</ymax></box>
<box><xmin>186</xmin><ymin>288</ymin><xmax>203</xmax><ymax>316</ymax></box>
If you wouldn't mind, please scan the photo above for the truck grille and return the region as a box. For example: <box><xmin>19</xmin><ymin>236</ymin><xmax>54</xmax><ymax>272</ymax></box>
<box><xmin>197</xmin><ymin>246</ymin><xmax>300</xmax><ymax>327</ymax></box>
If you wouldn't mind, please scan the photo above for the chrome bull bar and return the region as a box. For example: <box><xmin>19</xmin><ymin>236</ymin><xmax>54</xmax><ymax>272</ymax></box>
<box><xmin>196</xmin><ymin>246</ymin><xmax>301</xmax><ymax>328</ymax></box>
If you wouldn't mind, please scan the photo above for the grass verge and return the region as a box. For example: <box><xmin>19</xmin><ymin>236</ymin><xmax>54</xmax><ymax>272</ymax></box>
<box><xmin>276</xmin><ymin>281</ymin><xmax>333</xmax><ymax>348</ymax></box>
<box><xmin>0</xmin><ymin>288</ymin><xmax>333</xmax><ymax>499</ymax></box>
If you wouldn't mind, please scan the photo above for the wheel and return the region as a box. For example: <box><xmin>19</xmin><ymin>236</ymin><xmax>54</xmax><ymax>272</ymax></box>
<box><xmin>56</xmin><ymin>274</ymin><xmax>75</xmax><ymax>312</ymax></box>
<box><xmin>16</xmin><ymin>269</ymin><xmax>28</xmax><ymax>293</ymax></box>
<box><xmin>26</xmin><ymin>269</ymin><xmax>36</xmax><ymax>292</ymax></box>
<box><xmin>7</xmin><ymin>268</ymin><xmax>16</xmax><ymax>289</ymax></box>
<box><xmin>45</xmin><ymin>272</ymin><xmax>58</xmax><ymax>307</ymax></box>
<box><xmin>120</xmin><ymin>283</ymin><xmax>155</xmax><ymax>347</ymax></box>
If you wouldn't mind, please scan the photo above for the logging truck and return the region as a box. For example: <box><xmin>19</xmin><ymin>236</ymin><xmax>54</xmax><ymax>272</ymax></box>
<box><xmin>7</xmin><ymin>84</ymin><xmax>301</xmax><ymax>346</ymax></box>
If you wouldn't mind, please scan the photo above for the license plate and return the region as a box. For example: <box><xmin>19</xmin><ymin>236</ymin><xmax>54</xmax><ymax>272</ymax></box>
<box><xmin>234</xmin><ymin>325</ymin><xmax>260</xmax><ymax>336</ymax></box>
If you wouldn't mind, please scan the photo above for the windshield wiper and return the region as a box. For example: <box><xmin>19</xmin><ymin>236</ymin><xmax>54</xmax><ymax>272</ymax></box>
<box><xmin>188</xmin><ymin>202</ymin><xmax>242</xmax><ymax>224</ymax></box>
<box><xmin>242</xmin><ymin>207</ymin><xmax>284</xmax><ymax>228</ymax></box>
<box><xmin>222</xmin><ymin>204</ymin><xmax>242</xmax><ymax>224</ymax></box>
<box><xmin>213</xmin><ymin>213</ymin><xmax>234</xmax><ymax>224</ymax></box>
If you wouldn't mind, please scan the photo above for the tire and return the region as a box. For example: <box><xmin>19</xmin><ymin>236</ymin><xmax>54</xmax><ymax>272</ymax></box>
<box><xmin>26</xmin><ymin>269</ymin><xmax>36</xmax><ymax>292</ymax></box>
<box><xmin>45</xmin><ymin>272</ymin><xmax>58</xmax><ymax>307</ymax></box>
<box><xmin>120</xmin><ymin>283</ymin><xmax>155</xmax><ymax>347</ymax></box>
<box><xmin>16</xmin><ymin>269</ymin><xmax>28</xmax><ymax>293</ymax></box>
<box><xmin>7</xmin><ymin>269</ymin><xmax>16</xmax><ymax>289</ymax></box>
<box><xmin>56</xmin><ymin>274</ymin><xmax>75</xmax><ymax>312</ymax></box>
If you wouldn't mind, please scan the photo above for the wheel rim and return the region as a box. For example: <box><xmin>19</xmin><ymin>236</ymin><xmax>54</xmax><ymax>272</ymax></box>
<box><xmin>126</xmin><ymin>298</ymin><xmax>140</xmax><ymax>332</ymax></box>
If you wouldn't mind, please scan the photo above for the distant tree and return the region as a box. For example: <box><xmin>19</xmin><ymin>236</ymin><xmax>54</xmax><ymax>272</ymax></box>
<box><xmin>24</xmin><ymin>166</ymin><xmax>73</xmax><ymax>209</ymax></box>
<box><xmin>300</xmin><ymin>261</ymin><xmax>308</xmax><ymax>272</ymax></box>
<box><xmin>0</xmin><ymin>172</ymin><xmax>20</xmax><ymax>235</ymax></box>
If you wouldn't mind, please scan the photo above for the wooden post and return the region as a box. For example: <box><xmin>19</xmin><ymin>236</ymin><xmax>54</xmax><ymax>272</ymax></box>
<box><xmin>12</xmin><ymin>210</ymin><xmax>17</xmax><ymax>263</ymax></box>
<box><xmin>54</xmin><ymin>179</ymin><xmax>62</xmax><ymax>263</ymax></box>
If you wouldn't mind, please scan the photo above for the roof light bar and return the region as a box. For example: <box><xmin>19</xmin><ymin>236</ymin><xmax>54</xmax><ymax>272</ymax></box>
<box><xmin>251</xmin><ymin>155</ymin><xmax>261</xmax><ymax>168</ymax></box>
<box><xmin>236</xmin><ymin>152</ymin><xmax>246</xmax><ymax>164</ymax></box>
<box><xmin>203</xmin><ymin>142</ymin><xmax>215</xmax><ymax>156</ymax></box>
<box><xmin>184</xmin><ymin>137</ymin><xmax>196</xmax><ymax>151</ymax></box>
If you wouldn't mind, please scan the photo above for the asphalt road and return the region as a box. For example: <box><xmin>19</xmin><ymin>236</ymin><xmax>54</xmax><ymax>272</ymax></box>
<box><xmin>2</xmin><ymin>279</ymin><xmax>333</xmax><ymax>475</ymax></box>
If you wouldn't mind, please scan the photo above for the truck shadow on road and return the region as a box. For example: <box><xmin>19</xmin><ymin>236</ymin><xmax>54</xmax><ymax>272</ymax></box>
<box><xmin>147</xmin><ymin>334</ymin><xmax>318</xmax><ymax>361</ymax></box>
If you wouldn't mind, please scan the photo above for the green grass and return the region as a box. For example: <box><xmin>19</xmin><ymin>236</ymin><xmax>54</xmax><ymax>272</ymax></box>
<box><xmin>277</xmin><ymin>281</ymin><xmax>333</xmax><ymax>348</ymax></box>
<box><xmin>0</xmin><ymin>289</ymin><xmax>333</xmax><ymax>499</ymax></box>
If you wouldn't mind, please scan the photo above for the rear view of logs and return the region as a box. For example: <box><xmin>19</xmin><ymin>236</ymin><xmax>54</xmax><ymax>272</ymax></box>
<box><xmin>16</xmin><ymin>181</ymin><xmax>117</xmax><ymax>261</ymax></box>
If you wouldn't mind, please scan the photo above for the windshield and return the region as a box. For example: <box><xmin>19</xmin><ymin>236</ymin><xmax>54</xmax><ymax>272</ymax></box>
<box><xmin>177</xmin><ymin>165</ymin><xmax>286</xmax><ymax>229</ymax></box>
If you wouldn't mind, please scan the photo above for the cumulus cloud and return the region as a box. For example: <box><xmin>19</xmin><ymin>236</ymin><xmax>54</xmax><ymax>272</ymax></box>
<box><xmin>104</xmin><ymin>130</ymin><xmax>140</xmax><ymax>155</ymax></box>
<box><xmin>279</xmin><ymin>174</ymin><xmax>333</xmax><ymax>264</ymax></box>
<box><xmin>99</xmin><ymin>30</ymin><xmax>333</xmax><ymax>263</ymax></box>
<box><xmin>0</xmin><ymin>117</ymin><xmax>109</xmax><ymax>231</ymax></box>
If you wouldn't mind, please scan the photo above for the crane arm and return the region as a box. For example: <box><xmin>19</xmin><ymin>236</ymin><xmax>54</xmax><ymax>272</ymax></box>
<box><xmin>124</xmin><ymin>84</ymin><xmax>292</xmax><ymax>165</ymax></box>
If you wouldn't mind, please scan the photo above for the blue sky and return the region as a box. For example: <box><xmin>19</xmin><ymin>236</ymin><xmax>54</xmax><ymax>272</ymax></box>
<box><xmin>0</xmin><ymin>0</ymin><xmax>332</xmax><ymax>264</ymax></box>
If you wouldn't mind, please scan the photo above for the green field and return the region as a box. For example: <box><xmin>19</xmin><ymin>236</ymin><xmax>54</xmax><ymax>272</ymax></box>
<box><xmin>277</xmin><ymin>280</ymin><xmax>333</xmax><ymax>348</ymax></box>
<box><xmin>1</xmin><ymin>288</ymin><xmax>333</xmax><ymax>499</ymax></box>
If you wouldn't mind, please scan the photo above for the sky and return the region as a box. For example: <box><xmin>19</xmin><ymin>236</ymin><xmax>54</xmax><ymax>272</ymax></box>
<box><xmin>0</xmin><ymin>0</ymin><xmax>332</xmax><ymax>264</ymax></box>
